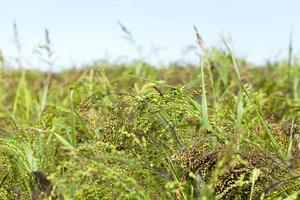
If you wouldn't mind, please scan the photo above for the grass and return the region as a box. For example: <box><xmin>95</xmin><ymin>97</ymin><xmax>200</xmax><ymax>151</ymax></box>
<box><xmin>1</xmin><ymin>33</ymin><xmax>300</xmax><ymax>199</ymax></box>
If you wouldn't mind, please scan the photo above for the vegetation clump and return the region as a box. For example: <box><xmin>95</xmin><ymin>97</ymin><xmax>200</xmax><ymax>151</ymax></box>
<box><xmin>1</xmin><ymin>47</ymin><xmax>300</xmax><ymax>199</ymax></box>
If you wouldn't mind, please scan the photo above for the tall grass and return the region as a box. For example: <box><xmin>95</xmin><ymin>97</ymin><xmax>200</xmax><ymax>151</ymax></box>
<box><xmin>0</xmin><ymin>26</ymin><xmax>300</xmax><ymax>199</ymax></box>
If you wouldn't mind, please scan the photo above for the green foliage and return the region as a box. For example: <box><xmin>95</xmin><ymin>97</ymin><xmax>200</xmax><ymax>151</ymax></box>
<box><xmin>1</xmin><ymin>49</ymin><xmax>300</xmax><ymax>199</ymax></box>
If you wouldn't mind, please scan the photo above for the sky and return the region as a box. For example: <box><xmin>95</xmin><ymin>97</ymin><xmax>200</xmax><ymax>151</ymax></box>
<box><xmin>0</xmin><ymin>0</ymin><xmax>300</xmax><ymax>70</ymax></box>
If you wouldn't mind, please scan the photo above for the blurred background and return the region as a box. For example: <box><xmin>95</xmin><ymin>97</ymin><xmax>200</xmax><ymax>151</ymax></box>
<box><xmin>0</xmin><ymin>0</ymin><xmax>299</xmax><ymax>70</ymax></box>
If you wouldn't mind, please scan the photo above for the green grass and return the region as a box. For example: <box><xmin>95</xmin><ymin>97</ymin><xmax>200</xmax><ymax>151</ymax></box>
<box><xmin>1</xmin><ymin>47</ymin><xmax>300</xmax><ymax>199</ymax></box>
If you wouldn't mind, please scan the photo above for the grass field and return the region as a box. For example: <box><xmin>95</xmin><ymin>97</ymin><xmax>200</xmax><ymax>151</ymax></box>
<box><xmin>0</xmin><ymin>39</ymin><xmax>300</xmax><ymax>199</ymax></box>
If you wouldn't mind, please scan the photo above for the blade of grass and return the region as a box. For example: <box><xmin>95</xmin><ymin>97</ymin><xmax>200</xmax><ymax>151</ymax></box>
<box><xmin>221</xmin><ymin>37</ymin><xmax>288</xmax><ymax>163</ymax></box>
<box><xmin>194</xmin><ymin>25</ymin><xmax>212</xmax><ymax>131</ymax></box>
<box><xmin>54</xmin><ymin>133</ymin><xmax>75</xmax><ymax>150</ymax></box>
<box><xmin>70</xmin><ymin>89</ymin><xmax>77</xmax><ymax>147</ymax></box>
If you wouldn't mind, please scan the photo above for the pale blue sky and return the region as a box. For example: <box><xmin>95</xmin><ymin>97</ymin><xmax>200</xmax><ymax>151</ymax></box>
<box><xmin>0</xmin><ymin>0</ymin><xmax>299</xmax><ymax>70</ymax></box>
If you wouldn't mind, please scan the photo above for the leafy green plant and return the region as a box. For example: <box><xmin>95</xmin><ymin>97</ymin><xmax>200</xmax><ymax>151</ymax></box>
<box><xmin>1</xmin><ymin>39</ymin><xmax>300</xmax><ymax>199</ymax></box>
